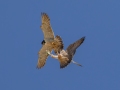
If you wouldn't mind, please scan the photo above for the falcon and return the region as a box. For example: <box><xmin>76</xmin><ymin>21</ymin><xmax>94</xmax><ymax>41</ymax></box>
<box><xmin>36</xmin><ymin>13</ymin><xmax>63</xmax><ymax>69</ymax></box>
<box><xmin>46</xmin><ymin>36</ymin><xmax>85</xmax><ymax>68</ymax></box>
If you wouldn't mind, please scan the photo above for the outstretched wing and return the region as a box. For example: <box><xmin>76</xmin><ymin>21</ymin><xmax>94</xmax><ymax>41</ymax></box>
<box><xmin>40</xmin><ymin>13</ymin><xmax>54</xmax><ymax>42</ymax></box>
<box><xmin>37</xmin><ymin>13</ymin><xmax>55</xmax><ymax>69</ymax></box>
<box><xmin>37</xmin><ymin>43</ymin><xmax>53</xmax><ymax>69</ymax></box>
<box><xmin>53</xmin><ymin>35</ymin><xmax>64</xmax><ymax>54</ymax></box>
<box><xmin>66</xmin><ymin>36</ymin><xmax>85</xmax><ymax>60</ymax></box>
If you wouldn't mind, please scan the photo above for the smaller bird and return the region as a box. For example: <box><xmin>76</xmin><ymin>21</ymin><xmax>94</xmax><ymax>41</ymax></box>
<box><xmin>46</xmin><ymin>36</ymin><xmax>85</xmax><ymax>68</ymax></box>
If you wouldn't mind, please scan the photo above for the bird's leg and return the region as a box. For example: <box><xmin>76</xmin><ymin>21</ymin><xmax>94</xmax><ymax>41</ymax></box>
<box><xmin>46</xmin><ymin>50</ymin><xmax>58</xmax><ymax>59</ymax></box>
<box><xmin>46</xmin><ymin>50</ymin><xmax>51</xmax><ymax>55</ymax></box>
<box><xmin>71</xmin><ymin>60</ymin><xmax>82</xmax><ymax>67</ymax></box>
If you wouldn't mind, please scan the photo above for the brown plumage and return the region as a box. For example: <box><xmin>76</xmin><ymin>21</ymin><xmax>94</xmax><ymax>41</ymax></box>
<box><xmin>37</xmin><ymin>12</ymin><xmax>85</xmax><ymax>69</ymax></box>
<box><xmin>53</xmin><ymin>35</ymin><xmax>64</xmax><ymax>54</ymax></box>
<box><xmin>37</xmin><ymin>13</ymin><xmax>63</xmax><ymax>69</ymax></box>
<box><xmin>37</xmin><ymin>43</ymin><xmax>53</xmax><ymax>68</ymax></box>
<box><xmin>37</xmin><ymin>13</ymin><xmax>55</xmax><ymax>68</ymax></box>
<box><xmin>47</xmin><ymin>36</ymin><xmax>85</xmax><ymax>68</ymax></box>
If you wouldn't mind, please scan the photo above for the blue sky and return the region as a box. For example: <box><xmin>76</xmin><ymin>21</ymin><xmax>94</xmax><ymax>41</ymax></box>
<box><xmin>0</xmin><ymin>0</ymin><xmax>120</xmax><ymax>90</ymax></box>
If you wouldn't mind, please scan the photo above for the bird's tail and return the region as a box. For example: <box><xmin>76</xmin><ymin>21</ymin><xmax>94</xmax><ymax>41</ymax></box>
<box><xmin>71</xmin><ymin>60</ymin><xmax>82</xmax><ymax>67</ymax></box>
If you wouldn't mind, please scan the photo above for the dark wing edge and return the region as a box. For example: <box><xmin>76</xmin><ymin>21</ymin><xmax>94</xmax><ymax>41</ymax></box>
<box><xmin>66</xmin><ymin>36</ymin><xmax>85</xmax><ymax>60</ymax></box>
<box><xmin>40</xmin><ymin>13</ymin><xmax>54</xmax><ymax>42</ymax></box>
<box><xmin>53</xmin><ymin>35</ymin><xmax>64</xmax><ymax>54</ymax></box>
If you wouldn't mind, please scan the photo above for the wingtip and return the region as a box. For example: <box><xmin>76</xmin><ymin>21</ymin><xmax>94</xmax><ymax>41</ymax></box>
<box><xmin>36</xmin><ymin>63</ymin><xmax>43</xmax><ymax>69</ymax></box>
<box><xmin>80</xmin><ymin>36</ymin><xmax>86</xmax><ymax>42</ymax></box>
<box><xmin>60</xmin><ymin>65</ymin><xmax>67</xmax><ymax>69</ymax></box>
<box><xmin>36</xmin><ymin>66</ymin><xmax>43</xmax><ymax>69</ymax></box>
<box><xmin>82</xmin><ymin>36</ymin><xmax>86</xmax><ymax>40</ymax></box>
<box><xmin>41</xmin><ymin>12</ymin><xmax>46</xmax><ymax>15</ymax></box>
<box><xmin>41</xmin><ymin>12</ymin><xmax>49</xmax><ymax>17</ymax></box>
<box><xmin>36</xmin><ymin>65</ymin><xmax>41</xmax><ymax>69</ymax></box>
<box><xmin>41</xmin><ymin>12</ymin><xmax>50</xmax><ymax>22</ymax></box>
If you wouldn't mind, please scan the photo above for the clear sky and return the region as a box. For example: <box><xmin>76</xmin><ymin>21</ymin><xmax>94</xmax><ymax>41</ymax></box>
<box><xmin>0</xmin><ymin>0</ymin><xmax>120</xmax><ymax>90</ymax></box>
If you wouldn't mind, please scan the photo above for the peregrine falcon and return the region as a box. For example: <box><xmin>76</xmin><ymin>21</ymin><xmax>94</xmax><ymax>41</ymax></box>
<box><xmin>36</xmin><ymin>13</ymin><xmax>63</xmax><ymax>69</ymax></box>
<box><xmin>37</xmin><ymin>12</ymin><xmax>85</xmax><ymax>69</ymax></box>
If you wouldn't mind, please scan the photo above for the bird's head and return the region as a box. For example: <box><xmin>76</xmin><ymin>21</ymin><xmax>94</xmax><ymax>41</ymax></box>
<box><xmin>41</xmin><ymin>40</ymin><xmax>45</xmax><ymax>45</ymax></box>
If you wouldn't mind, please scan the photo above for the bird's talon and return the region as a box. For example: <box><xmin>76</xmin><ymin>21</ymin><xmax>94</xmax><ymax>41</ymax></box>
<box><xmin>46</xmin><ymin>50</ymin><xmax>50</xmax><ymax>55</ymax></box>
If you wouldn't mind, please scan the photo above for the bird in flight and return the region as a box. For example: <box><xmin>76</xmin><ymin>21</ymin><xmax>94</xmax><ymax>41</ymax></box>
<box><xmin>36</xmin><ymin>13</ymin><xmax>63</xmax><ymax>69</ymax></box>
<box><xmin>37</xmin><ymin>12</ymin><xmax>85</xmax><ymax>69</ymax></box>
<box><xmin>46</xmin><ymin>36</ymin><xmax>85</xmax><ymax>68</ymax></box>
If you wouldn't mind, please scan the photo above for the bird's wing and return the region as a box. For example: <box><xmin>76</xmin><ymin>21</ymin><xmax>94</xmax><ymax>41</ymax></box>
<box><xmin>53</xmin><ymin>35</ymin><xmax>64</xmax><ymax>54</ymax></box>
<box><xmin>40</xmin><ymin>13</ymin><xmax>54</xmax><ymax>42</ymax></box>
<box><xmin>66</xmin><ymin>36</ymin><xmax>85</xmax><ymax>60</ymax></box>
<box><xmin>37</xmin><ymin>43</ymin><xmax>53</xmax><ymax>69</ymax></box>
<box><xmin>57</xmin><ymin>50</ymin><xmax>71</xmax><ymax>68</ymax></box>
<box><xmin>59</xmin><ymin>58</ymin><xmax>70</xmax><ymax>68</ymax></box>
<box><xmin>59</xmin><ymin>58</ymin><xmax>71</xmax><ymax>68</ymax></box>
